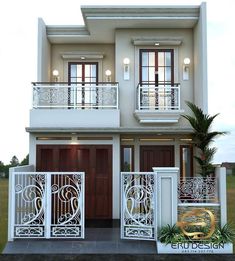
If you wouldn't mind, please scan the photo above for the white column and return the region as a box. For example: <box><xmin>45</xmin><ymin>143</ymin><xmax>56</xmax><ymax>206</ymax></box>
<box><xmin>45</xmin><ymin>173</ymin><xmax>51</xmax><ymax>238</ymax></box>
<box><xmin>113</xmin><ymin>134</ymin><xmax>120</xmax><ymax>219</ymax></box>
<box><xmin>216</xmin><ymin>167</ymin><xmax>227</xmax><ymax>226</ymax></box>
<box><xmin>8</xmin><ymin>168</ymin><xmax>15</xmax><ymax>241</ymax></box>
<box><xmin>153</xmin><ymin>167</ymin><xmax>179</xmax><ymax>228</ymax></box>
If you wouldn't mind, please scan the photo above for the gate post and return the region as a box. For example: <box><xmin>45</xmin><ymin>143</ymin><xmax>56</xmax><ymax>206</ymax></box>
<box><xmin>8</xmin><ymin>167</ymin><xmax>15</xmax><ymax>241</ymax></box>
<box><xmin>216</xmin><ymin>167</ymin><xmax>227</xmax><ymax>226</ymax></box>
<box><xmin>153</xmin><ymin>167</ymin><xmax>179</xmax><ymax>228</ymax></box>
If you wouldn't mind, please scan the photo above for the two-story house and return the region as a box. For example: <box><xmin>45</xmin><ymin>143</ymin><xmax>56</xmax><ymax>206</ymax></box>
<box><xmin>27</xmin><ymin>4</ymin><xmax>207</xmax><ymax>222</ymax></box>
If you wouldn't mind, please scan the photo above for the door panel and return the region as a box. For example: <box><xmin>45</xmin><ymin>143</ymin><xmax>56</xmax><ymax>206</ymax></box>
<box><xmin>94</xmin><ymin>147</ymin><xmax>112</xmax><ymax>219</ymax></box>
<box><xmin>36</xmin><ymin>145</ymin><xmax>112</xmax><ymax>220</ymax></box>
<box><xmin>36</xmin><ymin>147</ymin><xmax>54</xmax><ymax>171</ymax></box>
<box><xmin>140</xmin><ymin>145</ymin><xmax>174</xmax><ymax>171</ymax></box>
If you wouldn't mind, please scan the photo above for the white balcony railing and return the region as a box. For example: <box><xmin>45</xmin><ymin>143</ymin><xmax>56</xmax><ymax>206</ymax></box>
<box><xmin>137</xmin><ymin>84</ymin><xmax>180</xmax><ymax>110</ymax></box>
<box><xmin>32</xmin><ymin>82</ymin><xmax>119</xmax><ymax>109</ymax></box>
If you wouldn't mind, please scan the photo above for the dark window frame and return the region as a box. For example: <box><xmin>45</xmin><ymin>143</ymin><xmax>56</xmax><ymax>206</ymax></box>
<box><xmin>68</xmin><ymin>62</ymin><xmax>99</xmax><ymax>84</ymax></box>
<box><xmin>139</xmin><ymin>49</ymin><xmax>174</xmax><ymax>86</ymax></box>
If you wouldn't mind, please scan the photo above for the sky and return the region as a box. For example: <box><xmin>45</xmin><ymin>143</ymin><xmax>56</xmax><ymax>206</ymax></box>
<box><xmin>0</xmin><ymin>0</ymin><xmax>235</xmax><ymax>164</ymax></box>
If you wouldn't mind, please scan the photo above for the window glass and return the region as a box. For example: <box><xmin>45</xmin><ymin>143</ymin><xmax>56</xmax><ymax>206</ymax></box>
<box><xmin>142</xmin><ymin>52</ymin><xmax>148</xmax><ymax>66</ymax></box>
<box><xmin>148</xmin><ymin>52</ymin><xmax>155</xmax><ymax>67</ymax></box>
<box><xmin>158</xmin><ymin>67</ymin><xmax>164</xmax><ymax>82</ymax></box>
<box><xmin>165</xmin><ymin>67</ymin><xmax>171</xmax><ymax>82</ymax></box>
<box><xmin>181</xmin><ymin>146</ymin><xmax>192</xmax><ymax>178</ymax></box>
<box><xmin>158</xmin><ymin>52</ymin><xmax>164</xmax><ymax>66</ymax></box>
<box><xmin>148</xmin><ymin>67</ymin><xmax>155</xmax><ymax>82</ymax></box>
<box><xmin>165</xmin><ymin>52</ymin><xmax>171</xmax><ymax>67</ymax></box>
<box><xmin>142</xmin><ymin>67</ymin><xmax>148</xmax><ymax>82</ymax></box>
<box><xmin>121</xmin><ymin>146</ymin><xmax>134</xmax><ymax>172</ymax></box>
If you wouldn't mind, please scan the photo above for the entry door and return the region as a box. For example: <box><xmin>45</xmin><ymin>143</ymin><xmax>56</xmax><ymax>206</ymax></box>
<box><xmin>140</xmin><ymin>145</ymin><xmax>174</xmax><ymax>171</ymax></box>
<box><xmin>76</xmin><ymin>145</ymin><xmax>112</xmax><ymax>219</ymax></box>
<box><xmin>68</xmin><ymin>62</ymin><xmax>98</xmax><ymax>108</ymax></box>
<box><xmin>36</xmin><ymin>145</ymin><xmax>112</xmax><ymax>220</ymax></box>
<box><xmin>139</xmin><ymin>49</ymin><xmax>174</xmax><ymax>109</ymax></box>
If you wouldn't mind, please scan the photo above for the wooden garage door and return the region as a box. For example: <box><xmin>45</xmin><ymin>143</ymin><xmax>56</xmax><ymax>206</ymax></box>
<box><xmin>36</xmin><ymin>145</ymin><xmax>112</xmax><ymax>219</ymax></box>
<box><xmin>140</xmin><ymin>145</ymin><xmax>174</xmax><ymax>171</ymax></box>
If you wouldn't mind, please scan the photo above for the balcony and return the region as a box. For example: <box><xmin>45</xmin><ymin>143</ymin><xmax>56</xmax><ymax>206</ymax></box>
<box><xmin>30</xmin><ymin>82</ymin><xmax>120</xmax><ymax>128</ymax></box>
<box><xmin>134</xmin><ymin>83</ymin><xmax>184</xmax><ymax>124</ymax></box>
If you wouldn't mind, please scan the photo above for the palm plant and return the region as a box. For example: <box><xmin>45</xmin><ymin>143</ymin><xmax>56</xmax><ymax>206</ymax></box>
<box><xmin>182</xmin><ymin>101</ymin><xmax>226</xmax><ymax>177</ymax></box>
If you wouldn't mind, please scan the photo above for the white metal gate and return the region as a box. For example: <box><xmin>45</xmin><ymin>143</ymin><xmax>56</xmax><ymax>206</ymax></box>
<box><xmin>121</xmin><ymin>172</ymin><xmax>157</xmax><ymax>240</ymax></box>
<box><xmin>11</xmin><ymin>172</ymin><xmax>85</xmax><ymax>239</ymax></box>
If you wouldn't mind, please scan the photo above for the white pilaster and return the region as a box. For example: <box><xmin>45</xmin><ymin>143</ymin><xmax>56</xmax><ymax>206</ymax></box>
<box><xmin>153</xmin><ymin>167</ymin><xmax>179</xmax><ymax>228</ymax></box>
<box><xmin>216</xmin><ymin>167</ymin><xmax>227</xmax><ymax>226</ymax></box>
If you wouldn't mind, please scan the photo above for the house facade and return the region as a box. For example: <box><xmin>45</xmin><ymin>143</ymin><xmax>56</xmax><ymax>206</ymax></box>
<box><xmin>27</xmin><ymin>4</ymin><xmax>207</xmax><ymax>221</ymax></box>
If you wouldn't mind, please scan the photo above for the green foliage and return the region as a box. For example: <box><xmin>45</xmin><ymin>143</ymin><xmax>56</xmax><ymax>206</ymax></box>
<box><xmin>158</xmin><ymin>224</ymin><xmax>184</xmax><ymax>244</ymax></box>
<box><xmin>232</xmin><ymin>168</ymin><xmax>235</xmax><ymax>176</ymax></box>
<box><xmin>20</xmin><ymin>154</ymin><xmax>29</xmax><ymax>166</ymax></box>
<box><xmin>158</xmin><ymin>223</ymin><xmax>235</xmax><ymax>245</ymax></box>
<box><xmin>0</xmin><ymin>154</ymin><xmax>28</xmax><ymax>178</ymax></box>
<box><xmin>182</xmin><ymin>101</ymin><xmax>226</xmax><ymax>177</ymax></box>
<box><xmin>10</xmin><ymin>155</ymin><xmax>19</xmax><ymax>167</ymax></box>
<box><xmin>211</xmin><ymin>224</ymin><xmax>235</xmax><ymax>244</ymax></box>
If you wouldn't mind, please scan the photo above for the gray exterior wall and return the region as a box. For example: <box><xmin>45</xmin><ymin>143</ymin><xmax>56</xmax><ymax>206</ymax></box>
<box><xmin>37</xmin><ymin>18</ymin><xmax>51</xmax><ymax>81</ymax></box>
<box><xmin>193</xmin><ymin>2</ymin><xmax>208</xmax><ymax>113</ymax></box>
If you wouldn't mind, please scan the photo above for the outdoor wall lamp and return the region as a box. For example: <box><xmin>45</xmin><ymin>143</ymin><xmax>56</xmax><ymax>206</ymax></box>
<box><xmin>52</xmin><ymin>69</ymin><xmax>59</xmax><ymax>82</ymax></box>
<box><xmin>183</xmin><ymin>58</ymin><xmax>190</xmax><ymax>81</ymax></box>
<box><xmin>105</xmin><ymin>70</ymin><xmax>112</xmax><ymax>82</ymax></box>
<box><xmin>123</xmin><ymin>58</ymin><xmax>130</xmax><ymax>80</ymax></box>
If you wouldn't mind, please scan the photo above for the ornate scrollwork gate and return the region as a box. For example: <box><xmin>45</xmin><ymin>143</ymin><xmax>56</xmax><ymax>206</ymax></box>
<box><xmin>121</xmin><ymin>172</ymin><xmax>157</xmax><ymax>240</ymax></box>
<box><xmin>12</xmin><ymin>172</ymin><xmax>85</xmax><ymax>239</ymax></box>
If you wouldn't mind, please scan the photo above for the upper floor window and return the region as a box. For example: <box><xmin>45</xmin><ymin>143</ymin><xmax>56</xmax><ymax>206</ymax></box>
<box><xmin>139</xmin><ymin>49</ymin><xmax>174</xmax><ymax>86</ymax></box>
<box><xmin>68</xmin><ymin>62</ymin><xmax>98</xmax><ymax>84</ymax></box>
<box><xmin>68</xmin><ymin>62</ymin><xmax>98</xmax><ymax>108</ymax></box>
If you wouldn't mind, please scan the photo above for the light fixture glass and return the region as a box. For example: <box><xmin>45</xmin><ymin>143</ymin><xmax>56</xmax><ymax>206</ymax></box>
<box><xmin>154</xmin><ymin>43</ymin><xmax>160</xmax><ymax>46</ymax></box>
<box><xmin>52</xmin><ymin>69</ymin><xmax>59</xmax><ymax>76</ymax></box>
<box><xmin>80</xmin><ymin>56</ymin><xmax>85</xmax><ymax>60</ymax></box>
<box><xmin>105</xmin><ymin>69</ymin><xmax>112</xmax><ymax>82</ymax></box>
<box><xmin>184</xmin><ymin>58</ymin><xmax>191</xmax><ymax>65</ymax></box>
<box><xmin>105</xmin><ymin>70</ymin><xmax>112</xmax><ymax>76</ymax></box>
<box><xmin>123</xmin><ymin>57</ymin><xmax>130</xmax><ymax>65</ymax></box>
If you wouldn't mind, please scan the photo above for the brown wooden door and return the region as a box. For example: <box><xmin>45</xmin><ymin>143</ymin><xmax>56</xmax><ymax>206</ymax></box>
<box><xmin>36</xmin><ymin>145</ymin><xmax>112</xmax><ymax>220</ymax></box>
<box><xmin>140</xmin><ymin>145</ymin><xmax>174</xmax><ymax>171</ymax></box>
<box><xmin>75</xmin><ymin>145</ymin><xmax>112</xmax><ymax>219</ymax></box>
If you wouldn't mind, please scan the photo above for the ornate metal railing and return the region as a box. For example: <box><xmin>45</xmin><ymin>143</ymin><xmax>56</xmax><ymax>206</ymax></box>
<box><xmin>178</xmin><ymin>177</ymin><xmax>218</xmax><ymax>203</ymax></box>
<box><xmin>10</xmin><ymin>172</ymin><xmax>85</xmax><ymax>239</ymax></box>
<box><xmin>137</xmin><ymin>83</ymin><xmax>180</xmax><ymax>110</ymax></box>
<box><xmin>121</xmin><ymin>172</ymin><xmax>156</xmax><ymax>240</ymax></box>
<box><xmin>32</xmin><ymin>82</ymin><xmax>119</xmax><ymax>109</ymax></box>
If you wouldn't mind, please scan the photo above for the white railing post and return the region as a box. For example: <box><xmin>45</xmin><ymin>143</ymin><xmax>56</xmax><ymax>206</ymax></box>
<box><xmin>116</xmin><ymin>84</ymin><xmax>119</xmax><ymax>109</ymax></box>
<box><xmin>153</xmin><ymin>167</ymin><xmax>179</xmax><ymax>228</ymax></box>
<box><xmin>216</xmin><ymin>167</ymin><xmax>227</xmax><ymax>226</ymax></box>
<box><xmin>81</xmin><ymin>172</ymin><xmax>85</xmax><ymax>238</ymax></box>
<box><xmin>138</xmin><ymin>85</ymin><xmax>141</xmax><ymax>110</ymax></box>
<box><xmin>8</xmin><ymin>167</ymin><xmax>15</xmax><ymax>241</ymax></box>
<box><xmin>178</xmin><ymin>86</ymin><xmax>181</xmax><ymax>110</ymax></box>
<box><xmin>45</xmin><ymin>172</ymin><xmax>51</xmax><ymax>239</ymax></box>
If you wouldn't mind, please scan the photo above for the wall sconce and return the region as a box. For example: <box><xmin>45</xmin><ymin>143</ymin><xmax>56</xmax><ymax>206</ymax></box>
<box><xmin>52</xmin><ymin>69</ymin><xmax>59</xmax><ymax>82</ymax></box>
<box><xmin>123</xmin><ymin>58</ymin><xmax>130</xmax><ymax>80</ymax></box>
<box><xmin>105</xmin><ymin>70</ymin><xmax>112</xmax><ymax>82</ymax></box>
<box><xmin>183</xmin><ymin>58</ymin><xmax>190</xmax><ymax>81</ymax></box>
